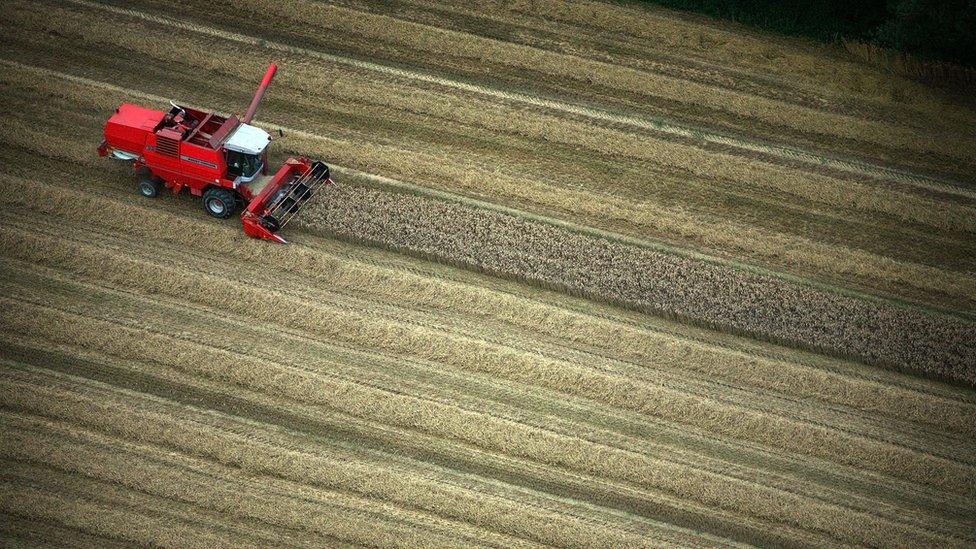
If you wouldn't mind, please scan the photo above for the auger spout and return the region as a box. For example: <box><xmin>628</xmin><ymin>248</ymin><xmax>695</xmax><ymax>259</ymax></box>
<box><xmin>243</xmin><ymin>63</ymin><xmax>277</xmax><ymax>124</ymax></box>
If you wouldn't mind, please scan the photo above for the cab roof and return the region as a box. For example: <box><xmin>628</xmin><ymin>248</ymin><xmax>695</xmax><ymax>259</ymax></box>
<box><xmin>223</xmin><ymin>122</ymin><xmax>271</xmax><ymax>156</ymax></box>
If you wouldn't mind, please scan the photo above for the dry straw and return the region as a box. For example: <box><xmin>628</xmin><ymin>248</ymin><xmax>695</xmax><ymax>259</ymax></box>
<box><xmin>301</xmin><ymin>184</ymin><xmax>976</xmax><ymax>386</ymax></box>
<box><xmin>3</xmin><ymin>319</ymin><xmax>972</xmax><ymax>546</ymax></box>
<box><xmin>4</xmin><ymin>10</ymin><xmax>975</xmax><ymax>314</ymax></box>
<box><xmin>843</xmin><ymin>40</ymin><xmax>976</xmax><ymax>91</ymax></box>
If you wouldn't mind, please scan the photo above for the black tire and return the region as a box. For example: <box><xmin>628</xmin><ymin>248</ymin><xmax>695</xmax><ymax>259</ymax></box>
<box><xmin>139</xmin><ymin>178</ymin><xmax>161</xmax><ymax>198</ymax></box>
<box><xmin>202</xmin><ymin>187</ymin><xmax>239</xmax><ymax>219</ymax></box>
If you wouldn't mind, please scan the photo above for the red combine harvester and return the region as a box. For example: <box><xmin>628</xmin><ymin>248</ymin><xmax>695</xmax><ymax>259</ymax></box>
<box><xmin>98</xmin><ymin>63</ymin><xmax>332</xmax><ymax>243</ymax></box>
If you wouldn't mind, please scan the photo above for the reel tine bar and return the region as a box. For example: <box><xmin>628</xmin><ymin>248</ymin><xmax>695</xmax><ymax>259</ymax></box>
<box><xmin>264</xmin><ymin>161</ymin><xmax>330</xmax><ymax>229</ymax></box>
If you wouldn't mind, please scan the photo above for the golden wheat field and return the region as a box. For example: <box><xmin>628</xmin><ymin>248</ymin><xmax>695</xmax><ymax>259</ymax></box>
<box><xmin>1</xmin><ymin>0</ymin><xmax>975</xmax><ymax>546</ymax></box>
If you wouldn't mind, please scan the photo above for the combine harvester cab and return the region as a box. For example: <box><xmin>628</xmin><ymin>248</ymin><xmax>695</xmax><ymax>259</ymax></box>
<box><xmin>97</xmin><ymin>63</ymin><xmax>333</xmax><ymax>243</ymax></box>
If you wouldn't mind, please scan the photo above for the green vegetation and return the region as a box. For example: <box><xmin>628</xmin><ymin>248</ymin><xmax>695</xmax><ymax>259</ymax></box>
<box><xmin>637</xmin><ymin>0</ymin><xmax>976</xmax><ymax>66</ymax></box>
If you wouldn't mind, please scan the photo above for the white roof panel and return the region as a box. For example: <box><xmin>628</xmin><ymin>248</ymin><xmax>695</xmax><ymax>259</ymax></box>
<box><xmin>224</xmin><ymin>123</ymin><xmax>271</xmax><ymax>155</ymax></box>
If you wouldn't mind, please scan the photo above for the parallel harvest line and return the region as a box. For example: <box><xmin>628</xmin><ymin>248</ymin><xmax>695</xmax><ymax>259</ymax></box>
<box><xmin>6</xmin><ymin>214</ymin><xmax>968</xmax><ymax>473</ymax></box>
<box><xmin>2</xmin><ymin>339</ymin><xmax>803</xmax><ymax>547</ymax></box>
<box><xmin>7</xmin><ymin>207</ymin><xmax>976</xmax><ymax>500</ymax></box>
<box><xmin>64</xmin><ymin>0</ymin><xmax>976</xmax><ymax>198</ymax></box>
<box><xmin>0</xmin><ymin>344</ymin><xmax>678</xmax><ymax>545</ymax></box>
<box><xmin>5</xmin><ymin>262</ymin><xmax>971</xmax><ymax>540</ymax></box>
<box><xmin>1</xmin><ymin>363</ymin><xmax>739</xmax><ymax>546</ymax></box>
<box><xmin>7</xmin><ymin>219</ymin><xmax>976</xmax><ymax>536</ymax></box>
<box><xmin>1</xmin><ymin>416</ymin><xmax>506</xmax><ymax>549</ymax></box>
<box><xmin>3</xmin><ymin>57</ymin><xmax>968</xmax><ymax>326</ymax></box>
<box><xmin>1</xmin><ymin>464</ymin><xmax>299</xmax><ymax>547</ymax></box>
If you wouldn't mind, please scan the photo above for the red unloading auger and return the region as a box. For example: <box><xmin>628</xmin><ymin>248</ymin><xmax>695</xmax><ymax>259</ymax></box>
<box><xmin>243</xmin><ymin>63</ymin><xmax>277</xmax><ymax>124</ymax></box>
<box><xmin>239</xmin><ymin>63</ymin><xmax>334</xmax><ymax>244</ymax></box>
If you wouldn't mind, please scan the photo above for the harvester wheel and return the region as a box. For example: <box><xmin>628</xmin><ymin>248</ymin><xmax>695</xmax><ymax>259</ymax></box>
<box><xmin>139</xmin><ymin>178</ymin><xmax>161</xmax><ymax>198</ymax></box>
<box><xmin>203</xmin><ymin>187</ymin><xmax>238</xmax><ymax>219</ymax></box>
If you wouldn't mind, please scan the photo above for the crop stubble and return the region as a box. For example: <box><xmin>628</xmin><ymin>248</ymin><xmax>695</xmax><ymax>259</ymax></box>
<box><xmin>1</xmin><ymin>173</ymin><xmax>975</xmax><ymax>544</ymax></box>
<box><xmin>6</xmin><ymin>0</ymin><xmax>976</xmax><ymax>316</ymax></box>
<box><xmin>2</xmin><ymin>0</ymin><xmax>976</xmax><ymax>546</ymax></box>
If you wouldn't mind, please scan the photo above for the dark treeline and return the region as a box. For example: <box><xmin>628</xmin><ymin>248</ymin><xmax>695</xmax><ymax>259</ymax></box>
<box><xmin>636</xmin><ymin>0</ymin><xmax>976</xmax><ymax>67</ymax></box>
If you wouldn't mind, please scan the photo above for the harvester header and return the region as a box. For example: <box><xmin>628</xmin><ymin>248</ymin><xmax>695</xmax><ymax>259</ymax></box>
<box><xmin>97</xmin><ymin>63</ymin><xmax>333</xmax><ymax>243</ymax></box>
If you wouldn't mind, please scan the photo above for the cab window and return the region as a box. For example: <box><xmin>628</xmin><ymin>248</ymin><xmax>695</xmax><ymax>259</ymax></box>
<box><xmin>225</xmin><ymin>150</ymin><xmax>262</xmax><ymax>178</ymax></box>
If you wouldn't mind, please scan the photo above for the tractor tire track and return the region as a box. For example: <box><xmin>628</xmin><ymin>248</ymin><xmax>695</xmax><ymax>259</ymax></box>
<box><xmin>5</xmin><ymin>56</ymin><xmax>974</xmax><ymax>319</ymax></box>
<box><xmin>6</xmin><ymin>213</ymin><xmax>970</xmax><ymax>479</ymax></box>
<box><xmin>66</xmin><ymin>0</ymin><xmax>976</xmax><ymax>199</ymax></box>
<box><xmin>1</xmin><ymin>206</ymin><xmax>976</xmax><ymax>540</ymax></box>
<box><xmin>5</xmin><ymin>257</ymin><xmax>974</xmax><ymax>543</ymax></box>
<box><xmin>7</xmin><ymin>206</ymin><xmax>976</xmax><ymax>500</ymax></box>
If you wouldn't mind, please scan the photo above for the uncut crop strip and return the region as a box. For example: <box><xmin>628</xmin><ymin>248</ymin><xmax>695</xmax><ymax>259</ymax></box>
<box><xmin>5</xmin><ymin>10</ymin><xmax>975</xmax><ymax>317</ymax></box>
<box><xmin>83</xmin><ymin>0</ymin><xmax>976</xmax><ymax>186</ymax></box>
<box><xmin>301</xmin><ymin>183</ymin><xmax>976</xmax><ymax>384</ymax></box>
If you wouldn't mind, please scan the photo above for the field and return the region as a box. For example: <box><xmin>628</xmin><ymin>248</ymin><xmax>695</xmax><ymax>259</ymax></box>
<box><xmin>1</xmin><ymin>0</ymin><xmax>975</xmax><ymax>546</ymax></box>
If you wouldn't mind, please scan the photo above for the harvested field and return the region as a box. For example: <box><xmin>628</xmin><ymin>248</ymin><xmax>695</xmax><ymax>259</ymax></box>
<box><xmin>6</xmin><ymin>0</ymin><xmax>975</xmax><ymax>317</ymax></box>
<box><xmin>1</xmin><ymin>0</ymin><xmax>975</xmax><ymax>546</ymax></box>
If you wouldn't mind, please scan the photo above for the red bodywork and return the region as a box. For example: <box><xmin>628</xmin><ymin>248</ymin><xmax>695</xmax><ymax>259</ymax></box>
<box><xmin>97</xmin><ymin>63</ymin><xmax>332</xmax><ymax>243</ymax></box>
